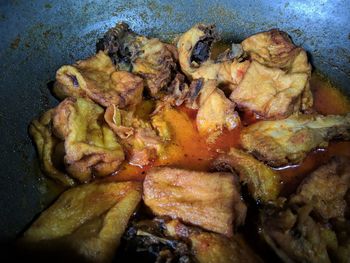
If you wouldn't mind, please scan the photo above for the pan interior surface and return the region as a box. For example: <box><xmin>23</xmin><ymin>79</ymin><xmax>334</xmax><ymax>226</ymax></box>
<box><xmin>0</xmin><ymin>0</ymin><xmax>349</xmax><ymax>243</ymax></box>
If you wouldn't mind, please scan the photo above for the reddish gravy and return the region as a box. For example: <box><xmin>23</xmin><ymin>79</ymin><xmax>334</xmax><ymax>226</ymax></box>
<box><xmin>112</xmin><ymin>73</ymin><xmax>350</xmax><ymax>197</ymax></box>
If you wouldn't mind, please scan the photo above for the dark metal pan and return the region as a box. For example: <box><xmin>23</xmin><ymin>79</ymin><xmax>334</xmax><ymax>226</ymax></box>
<box><xmin>0</xmin><ymin>0</ymin><xmax>349</xmax><ymax>243</ymax></box>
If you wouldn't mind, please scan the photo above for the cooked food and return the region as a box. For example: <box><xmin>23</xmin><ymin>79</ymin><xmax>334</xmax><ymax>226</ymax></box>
<box><xmin>230</xmin><ymin>61</ymin><xmax>309</xmax><ymax>119</ymax></box>
<box><xmin>290</xmin><ymin>157</ymin><xmax>350</xmax><ymax>220</ymax></box>
<box><xmin>195</xmin><ymin>80</ymin><xmax>240</xmax><ymax>142</ymax></box>
<box><xmin>54</xmin><ymin>51</ymin><xmax>144</xmax><ymax>108</ymax></box>
<box><xmin>177</xmin><ymin>24</ymin><xmax>250</xmax><ymax>90</ymax></box>
<box><xmin>261</xmin><ymin>158</ymin><xmax>350</xmax><ymax>263</ymax></box>
<box><xmin>143</xmin><ymin>167</ymin><xmax>246</xmax><ymax>237</ymax></box>
<box><xmin>52</xmin><ymin>98</ymin><xmax>125</xmax><ymax>182</ymax></box>
<box><xmin>241</xmin><ymin>113</ymin><xmax>350</xmax><ymax>166</ymax></box>
<box><xmin>213</xmin><ymin>148</ymin><xmax>280</xmax><ymax>202</ymax></box>
<box><xmin>97</xmin><ymin>22</ymin><xmax>178</xmax><ymax>97</ymax></box>
<box><xmin>29</xmin><ymin>109</ymin><xmax>75</xmax><ymax>186</ymax></box>
<box><xmin>104</xmin><ymin>104</ymin><xmax>170</xmax><ymax>166</ymax></box>
<box><xmin>26</xmin><ymin>22</ymin><xmax>350</xmax><ymax>262</ymax></box>
<box><xmin>121</xmin><ymin>218</ymin><xmax>261</xmax><ymax>263</ymax></box>
<box><xmin>19</xmin><ymin>181</ymin><xmax>142</xmax><ymax>263</ymax></box>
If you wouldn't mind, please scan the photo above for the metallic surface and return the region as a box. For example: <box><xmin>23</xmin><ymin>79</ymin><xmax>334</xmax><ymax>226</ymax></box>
<box><xmin>0</xmin><ymin>0</ymin><xmax>349</xmax><ymax>242</ymax></box>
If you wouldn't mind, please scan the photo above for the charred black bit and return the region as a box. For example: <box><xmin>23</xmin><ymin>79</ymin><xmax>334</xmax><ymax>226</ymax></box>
<box><xmin>115</xmin><ymin>218</ymin><xmax>193</xmax><ymax>263</ymax></box>
<box><xmin>189</xmin><ymin>78</ymin><xmax>203</xmax><ymax>101</ymax></box>
<box><xmin>68</xmin><ymin>74</ymin><xmax>79</xmax><ymax>88</ymax></box>
<box><xmin>190</xmin><ymin>25</ymin><xmax>218</xmax><ymax>65</ymax></box>
<box><xmin>96</xmin><ymin>22</ymin><xmax>137</xmax><ymax>68</ymax></box>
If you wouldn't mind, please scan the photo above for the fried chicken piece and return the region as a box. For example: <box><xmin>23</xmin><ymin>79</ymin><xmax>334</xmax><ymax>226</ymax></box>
<box><xmin>241</xmin><ymin>29</ymin><xmax>310</xmax><ymax>71</ymax></box>
<box><xmin>290</xmin><ymin>157</ymin><xmax>350</xmax><ymax>220</ymax></box>
<box><xmin>53</xmin><ymin>98</ymin><xmax>125</xmax><ymax>182</ymax></box>
<box><xmin>54</xmin><ymin>51</ymin><xmax>144</xmax><ymax>108</ymax></box>
<box><xmin>97</xmin><ymin>22</ymin><xmax>178</xmax><ymax>97</ymax></box>
<box><xmin>143</xmin><ymin>167</ymin><xmax>246</xmax><ymax>237</ymax></box>
<box><xmin>19</xmin><ymin>181</ymin><xmax>142</xmax><ymax>263</ymax></box>
<box><xmin>29</xmin><ymin>110</ymin><xmax>75</xmax><ymax>187</ymax></box>
<box><xmin>164</xmin><ymin>219</ymin><xmax>262</xmax><ymax>263</ymax></box>
<box><xmin>177</xmin><ymin>24</ymin><xmax>250</xmax><ymax>89</ymax></box>
<box><xmin>195</xmin><ymin>80</ymin><xmax>240</xmax><ymax>142</ymax></box>
<box><xmin>230</xmin><ymin>61</ymin><xmax>309</xmax><ymax>119</ymax></box>
<box><xmin>241</xmin><ymin>113</ymin><xmax>350</xmax><ymax>167</ymax></box>
<box><xmin>261</xmin><ymin>205</ymin><xmax>336</xmax><ymax>263</ymax></box>
<box><xmin>213</xmin><ymin>148</ymin><xmax>280</xmax><ymax>202</ymax></box>
<box><xmin>104</xmin><ymin>104</ymin><xmax>170</xmax><ymax>166</ymax></box>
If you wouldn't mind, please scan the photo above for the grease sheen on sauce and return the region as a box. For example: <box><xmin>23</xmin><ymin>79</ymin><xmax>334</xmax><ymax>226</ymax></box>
<box><xmin>113</xmin><ymin>73</ymin><xmax>350</xmax><ymax>197</ymax></box>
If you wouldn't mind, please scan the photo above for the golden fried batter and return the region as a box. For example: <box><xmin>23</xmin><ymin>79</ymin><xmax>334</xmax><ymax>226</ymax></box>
<box><xmin>230</xmin><ymin>61</ymin><xmax>309</xmax><ymax>119</ymax></box>
<box><xmin>241</xmin><ymin>113</ymin><xmax>350</xmax><ymax>166</ymax></box>
<box><xmin>54</xmin><ymin>51</ymin><xmax>144</xmax><ymax>108</ymax></box>
<box><xmin>213</xmin><ymin>148</ymin><xmax>280</xmax><ymax>202</ymax></box>
<box><xmin>29</xmin><ymin>110</ymin><xmax>75</xmax><ymax>187</ymax></box>
<box><xmin>19</xmin><ymin>181</ymin><xmax>142</xmax><ymax>263</ymax></box>
<box><xmin>143</xmin><ymin>167</ymin><xmax>246</xmax><ymax>237</ymax></box>
<box><xmin>53</xmin><ymin>98</ymin><xmax>124</xmax><ymax>182</ymax></box>
<box><xmin>177</xmin><ymin>24</ymin><xmax>250</xmax><ymax>89</ymax></box>
<box><xmin>196</xmin><ymin>80</ymin><xmax>240</xmax><ymax>142</ymax></box>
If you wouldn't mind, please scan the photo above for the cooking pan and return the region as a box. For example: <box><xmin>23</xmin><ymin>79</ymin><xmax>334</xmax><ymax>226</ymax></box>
<box><xmin>0</xmin><ymin>0</ymin><xmax>349</xmax><ymax>244</ymax></box>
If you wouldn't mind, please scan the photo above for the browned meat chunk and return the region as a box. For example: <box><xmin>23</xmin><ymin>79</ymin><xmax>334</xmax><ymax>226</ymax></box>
<box><xmin>262</xmin><ymin>206</ymin><xmax>336</xmax><ymax>263</ymax></box>
<box><xmin>52</xmin><ymin>98</ymin><xmax>125</xmax><ymax>182</ymax></box>
<box><xmin>213</xmin><ymin>148</ymin><xmax>280</xmax><ymax>202</ymax></box>
<box><xmin>241</xmin><ymin>113</ymin><xmax>350</xmax><ymax>167</ymax></box>
<box><xmin>143</xmin><ymin>167</ymin><xmax>246</xmax><ymax>237</ymax></box>
<box><xmin>54</xmin><ymin>51</ymin><xmax>144</xmax><ymax>108</ymax></box>
<box><xmin>177</xmin><ymin>24</ymin><xmax>250</xmax><ymax>90</ymax></box>
<box><xmin>195</xmin><ymin>80</ymin><xmax>240</xmax><ymax>142</ymax></box>
<box><xmin>97</xmin><ymin>22</ymin><xmax>178</xmax><ymax>97</ymax></box>
<box><xmin>19</xmin><ymin>181</ymin><xmax>142</xmax><ymax>263</ymax></box>
<box><xmin>291</xmin><ymin>157</ymin><xmax>350</xmax><ymax>220</ymax></box>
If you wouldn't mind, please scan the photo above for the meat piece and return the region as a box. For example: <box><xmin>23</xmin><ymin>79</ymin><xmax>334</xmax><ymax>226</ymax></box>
<box><xmin>19</xmin><ymin>181</ymin><xmax>142</xmax><ymax>263</ymax></box>
<box><xmin>261</xmin><ymin>205</ymin><xmax>336</xmax><ymax>263</ymax></box>
<box><xmin>54</xmin><ymin>51</ymin><xmax>144</xmax><ymax>108</ymax></box>
<box><xmin>241</xmin><ymin>29</ymin><xmax>311</xmax><ymax>72</ymax></box>
<box><xmin>164</xmin><ymin>219</ymin><xmax>262</xmax><ymax>263</ymax></box>
<box><xmin>104</xmin><ymin>104</ymin><xmax>170</xmax><ymax>166</ymax></box>
<box><xmin>213</xmin><ymin>148</ymin><xmax>280</xmax><ymax>202</ymax></box>
<box><xmin>230</xmin><ymin>61</ymin><xmax>309</xmax><ymax>119</ymax></box>
<box><xmin>143</xmin><ymin>167</ymin><xmax>246</xmax><ymax>237</ymax></box>
<box><xmin>290</xmin><ymin>158</ymin><xmax>350</xmax><ymax>220</ymax></box>
<box><xmin>53</xmin><ymin>98</ymin><xmax>125</xmax><ymax>182</ymax></box>
<box><xmin>177</xmin><ymin>24</ymin><xmax>250</xmax><ymax>90</ymax></box>
<box><xmin>241</xmin><ymin>113</ymin><xmax>350</xmax><ymax>167</ymax></box>
<box><xmin>195</xmin><ymin>80</ymin><xmax>241</xmax><ymax>142</ymax></box>
<box><xmin>189</xmin><ymin>231</ymin><xmax>262</xmax><ymax>263</ymax></box>
<box><xmin>29</xmin><ymin>110</ymin><xmax>75</xmax><ymax>187</ymax></box>
<box><xmin>97</xmin><ymin>22</ymin><xmax>178</xmax><ymax>97</ymax></box>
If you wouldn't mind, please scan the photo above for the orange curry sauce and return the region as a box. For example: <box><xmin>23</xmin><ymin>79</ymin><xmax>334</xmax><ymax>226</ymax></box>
<box><xmin>111</xmin><ymin>73</ymin><xmax>350</xmax><ymax>196</ymax></box>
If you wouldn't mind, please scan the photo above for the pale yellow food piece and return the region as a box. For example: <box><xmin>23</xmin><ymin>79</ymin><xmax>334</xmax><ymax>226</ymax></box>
<box><xmin>196</xmin><ymin>80</ymin><xmax>240</xmax><ymax>142</ymax></box>
<box><xmin>20</xmin><ymin>181</ymin><xmax>142</xmax><ymax>263</ymax></box>
<box><xmin>54</xmin><ymin>51</ymin><xmax>143</xmax><ymax>108</ymax></box>
<box><xmin>230</xmin><ymin>61</ymin><xmax>309</xmax><ymax>119</ymax></box>
<box><xmin>53</xmin><ymin>98</ymin><xmax>124</xmax><ymax>182</ymax></box>
<box><xmin>177</xmin><ymin>24</ymin><xmax>250</xmax><ymax>89</ymax></box>
<box><xmin>29</xmin><ymin>109</ymin><xmax>75</xmax><ymax>187</ymax></box>
<box><xmin>143</xmin><ymin>167</ymin><xmax>246</xmax><ymax>237</ymax></box>
<box><xmin>213</xmin><ymin>148</ymin><xmax>280</xmax><ymax>202</ymax></box>
<box><xmin>241</xmin><ymin>113</ymin><xmax>350</xmax><ymax>166</ymax></box>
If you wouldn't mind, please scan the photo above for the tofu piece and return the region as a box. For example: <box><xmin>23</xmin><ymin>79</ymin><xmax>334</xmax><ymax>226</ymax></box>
<box><xmin>143</xmin><ymin>167</ymin><xmax>246</xmax><ymax>237</ymax></box>
<box><xmin>19</xmin><ymin>181</ymin><xmax>142</xmax><ymax>263</ymax></box>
